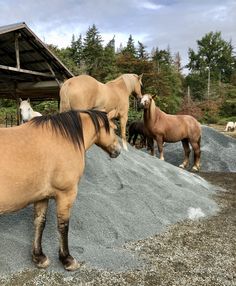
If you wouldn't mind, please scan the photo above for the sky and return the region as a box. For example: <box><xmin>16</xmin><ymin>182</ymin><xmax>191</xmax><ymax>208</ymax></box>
<box><xmin>0</xmin><ymin>0</ymin><xmax>235</xmax><ymax>70</ymax></box>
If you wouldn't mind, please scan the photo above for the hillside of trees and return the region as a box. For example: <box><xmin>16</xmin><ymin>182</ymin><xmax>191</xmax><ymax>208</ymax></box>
<box><xmin>1</xmin><ymin>25</ymin><xmax>236</xmax><ymax>126</ymax></box>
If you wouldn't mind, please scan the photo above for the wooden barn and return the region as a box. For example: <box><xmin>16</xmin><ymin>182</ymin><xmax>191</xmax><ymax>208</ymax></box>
<box><xmin>0</xmin><ymin>22</ymin><xmax>73</xmax><ymax>124</ymax></box>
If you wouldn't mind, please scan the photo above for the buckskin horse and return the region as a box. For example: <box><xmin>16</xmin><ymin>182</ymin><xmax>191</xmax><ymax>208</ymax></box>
<box><xmin>140</xmin><ymin>94</ymin><xmax>201</xmax><ymax>171</ymax></box>
<box><xmin>59</xmin><ymin>73</ymin><xmax>143</xmax><ymax>150</ymax></box>
<box><xmin>0</xmin><ymin>109</ymin><xmax>121</xmax><ymax>271</ymax></box>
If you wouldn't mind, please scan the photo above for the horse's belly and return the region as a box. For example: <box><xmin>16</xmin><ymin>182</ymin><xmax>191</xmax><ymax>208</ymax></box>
<box><xmin>0</xmin><ymin>178</ymin><xmax>49</xmax><ymax>214</ymax></box>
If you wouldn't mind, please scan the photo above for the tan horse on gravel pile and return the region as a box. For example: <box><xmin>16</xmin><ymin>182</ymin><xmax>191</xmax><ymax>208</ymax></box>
<box><xmin>60</xmin><ymin>73</ymin><xmax>143</xmax><ymax>151</ymax></box>
<box><xmin>140</xmin><ymin>94</ymin><xmax>201</xmax><ymax>171</ymax></box>
<box><xmin>0</xmin><ymin>109</ymin><xmax>121</xmax><ymax>271</ymax></box>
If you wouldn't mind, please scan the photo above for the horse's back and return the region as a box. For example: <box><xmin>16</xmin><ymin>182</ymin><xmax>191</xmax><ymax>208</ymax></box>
<box><xmin>60</xmin><ymin>75</ymin><xmax>103</xmax><ymax>111</ymax></box>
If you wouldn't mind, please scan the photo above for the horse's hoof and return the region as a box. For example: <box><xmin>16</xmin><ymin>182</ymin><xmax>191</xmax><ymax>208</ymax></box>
<box><xmin>33</xmin><ymin>255</ymin><xmax>50</xmax><ymax>269</ymax></box>
<box><xmin>192</xmin><ymin>166</ymin><xmax>200</xmax><ymax>172</ymax></box>
<box><xmin>179</xmin><ymin>164</ymin><xmax>185</xmax><ymax>169</ymax></box>
<box><xmin>64</xmin><ymin>258</ymin><xmax>80</xmax><ymax>271</ymax></box>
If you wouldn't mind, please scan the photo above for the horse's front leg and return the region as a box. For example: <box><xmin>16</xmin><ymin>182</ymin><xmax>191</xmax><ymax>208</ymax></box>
<box><xmin>32</xmin><ymin>199</ymin><xmax>50</xmax><ymax>268</ymax></box>
<box><xmin>155</xmin><ymin>136</ymin><xmax>164</xmax><ymax>160</ymax></box>
<box><xmin>120</xmin><ymin>115</ymin><xmax>128</xmax><ymax>151</ymax></box>
<box><xmin>56</xmin><ymin>186</ymin><xmax>80</xmax><ymax>271</ymax></box>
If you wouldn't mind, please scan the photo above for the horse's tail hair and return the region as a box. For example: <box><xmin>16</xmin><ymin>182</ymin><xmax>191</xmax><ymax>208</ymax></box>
<box><xmin>59</xmin><ymin>81</ymin><xmax>71</xmax><ymax>112</ymax></box>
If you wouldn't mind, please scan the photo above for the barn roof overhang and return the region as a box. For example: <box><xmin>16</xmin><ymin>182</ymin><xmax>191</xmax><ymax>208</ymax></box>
<box><xmin>0</xmin><ymin>22</ymin><xmax>74</xmax><ymax>101</ymax></box>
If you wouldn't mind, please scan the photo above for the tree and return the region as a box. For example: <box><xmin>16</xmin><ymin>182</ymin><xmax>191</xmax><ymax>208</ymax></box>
<box><xmin>187</xmin><ymin>31</ymin><xmax>235</xmax><ymax>83</ymax></box>
<box><xmin>137</xmin><ymin>41</ymin><xmax>148</xmax><ymax>59</ymax></box>
<box><xmin>70</xmin><ymin>34</ymin><xmax>83</xmax><ymax>67</ymax></box>
<box><xmin>122</xmin><ymin>35</ymin><xmax>137</xmax><ymax>57</ymax></box>
<box><xmin>100</xmin><ymin>37</ymin><xmax>119</xmax><ymax>81</ymax></box>
<box><xmin>82</xmin><ymin>24</ymin><xmax>104</xmax><ymax>79</ymax></box>
<box><xmin>47</xmin><ymin>44</ymin><xmax>80</xmax><ymax>75</ymax></box>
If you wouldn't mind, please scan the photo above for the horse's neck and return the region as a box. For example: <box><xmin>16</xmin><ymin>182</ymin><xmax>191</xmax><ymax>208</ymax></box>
<box><xmin>122</xmin><ymin>75</ymin><xmax>134</xmax><ymax>95</ymax></box>
<box><xmin>144</xmin><ymin>99</ymin><xmax>159</xmax><ymax>124</ymax></box>
<box><xmin>106</xmin><ymin>76</ymin><xmax>132</xmax><ymax>95</ymax></box>
<box><xmin>82</xmin><ymin>116</ymin><xmax>100</xmax><ymax>151</ymax></box>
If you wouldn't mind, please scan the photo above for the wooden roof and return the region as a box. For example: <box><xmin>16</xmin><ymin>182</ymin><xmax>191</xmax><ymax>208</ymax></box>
<box><xmin>0</xmin><ymin>22</ymin><xmax>74</xmax><ymax>101</ymax></box>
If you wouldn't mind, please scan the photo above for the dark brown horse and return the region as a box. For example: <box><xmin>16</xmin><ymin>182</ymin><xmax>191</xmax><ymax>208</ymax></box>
<box><xmin>140</xmin><ymin>94</ymin><xmax>201</xmax><ymax>171</ymax></box>
<box><xmin>128</xmin><ymin>120</ymin><xmax>154</xmax><ymax>151</ymax></box>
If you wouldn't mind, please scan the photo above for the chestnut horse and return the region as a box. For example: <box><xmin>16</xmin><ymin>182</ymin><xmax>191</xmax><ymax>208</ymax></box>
<box><xmin>60</xmin><ymin>74</ymin><xmax>143</xmax><ymax>150</ymax></box>
<box><xmin>140</xmin><ymin>94</ymin><xmax>201</xmax><ymax>171</ymax></box>
<box><xmin>0</xmin><ymin>109</ymin><xmax>120</xmax><ymax>271</ymax></box>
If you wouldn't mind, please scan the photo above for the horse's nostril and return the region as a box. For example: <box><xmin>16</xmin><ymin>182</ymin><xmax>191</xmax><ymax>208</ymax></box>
<box><xmin>110</xmin><ymin>149</ymin><xmax>120</xmax><ymax>158</ymax></box>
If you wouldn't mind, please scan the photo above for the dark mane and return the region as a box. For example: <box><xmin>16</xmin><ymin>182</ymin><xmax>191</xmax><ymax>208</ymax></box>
<box><xmin>30</xmin><ymin>109</ymin><xmax>110</xmax><ymax>149</ymax></box>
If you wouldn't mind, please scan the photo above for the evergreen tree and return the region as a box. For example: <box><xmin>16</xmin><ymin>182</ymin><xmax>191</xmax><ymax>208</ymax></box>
<box><xmin>82</xmin><ymin>24</ymin><xmax>104</xmax><ymax>78</ymax></box>
<box><xmin>122</xmin><ymin>35</ymin><xmax>137</xmax><ymax>57</ymax></box>
<box><xmin>70</xmin><ymin>34</ymin><xmax>83</xmax><ymax>66</ymax></box>
<box><xmin>137</xmin><ymin>41</ymin><xmax>148</xmax><ymax>59</ymax></box>
<box><xmin>101</xmin><ymin>37</ymin><xmax>119</xmax><ymax>81</ymax></box>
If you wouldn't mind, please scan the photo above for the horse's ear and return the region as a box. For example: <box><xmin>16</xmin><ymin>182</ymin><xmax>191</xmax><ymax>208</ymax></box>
<box><xmin>107</xmin><ymin>109</ymin><xmax>117</xmax><ymax>120</ymax></box>
<box><xmin>138</xmin><ymin>74</ymin><xmax>143</xmax><ymax>85</ymax></box>
<box><xmin>138</xmin><ymin>74</ymin><xmax>143</xmax><ymax>81</ymax></box>
<box><xmin>19</xmin><ymin>98</ymin><xmax>22</xmax><ymax>102</ymax></box>
<box><xmin>152</xmin><ymin>94</ymin><xmax>157</xmax><ymax>100</ymax></box>
<box><xmin>27</xmin><ymin>98</ymin><xmax>30</xmax><ymax>103</ymax></box>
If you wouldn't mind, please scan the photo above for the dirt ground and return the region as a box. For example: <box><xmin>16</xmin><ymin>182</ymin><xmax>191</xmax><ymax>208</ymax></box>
<box><xmin>208</xmin><ymin>124</ymin><xmax>236</xmax><ymax>139</ymax></box>
<box><xmin>0</xmin><ymin>172</ymin><xmax>235</xmax><ymax>286</ymax></box>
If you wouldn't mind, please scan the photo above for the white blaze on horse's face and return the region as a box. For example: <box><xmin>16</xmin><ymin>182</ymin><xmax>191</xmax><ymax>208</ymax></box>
<box><xmin>140</xmin><ymin>94</ymin><xmax>151</xmax><ymax>109</ymax></box>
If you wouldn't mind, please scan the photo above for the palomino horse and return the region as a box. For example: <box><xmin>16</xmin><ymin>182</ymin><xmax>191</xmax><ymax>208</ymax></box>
<box><xmin>19</xmin><ymin>98</ymin><xmax>42</xmax><ymax>123</ymax></box>
<box><xmin>59</xmin><ymin>73</ymin><xmax>143</xmax><ymax>150</ymax></box>
<box><xmin>0</xmin><ymin>109</ymin><xmax>121</xmax><ymax>271</ymax></box>
<box><xmin>140</xmin><ymin>94</ymin><xmax>201</xmax><ymax>171</ymax></box>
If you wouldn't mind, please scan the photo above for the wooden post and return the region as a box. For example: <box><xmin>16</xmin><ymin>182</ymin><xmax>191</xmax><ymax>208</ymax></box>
<box><xmin>15</xmin><ymin>32</ymin><xmax>20</xmax><ymax>70</ymax></box>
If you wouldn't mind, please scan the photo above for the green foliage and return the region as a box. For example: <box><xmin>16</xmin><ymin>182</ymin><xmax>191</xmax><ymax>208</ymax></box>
<box><xmin>187</xmin><ymin>31</ymin><xmax>235</xmax><ymax>83</ymax></box>
<box><xmin>122</xmin><ymin>35</ymin><xmax>137</xmax><ymax>58</ymax></box>
<box><xmin>1</xmin><ymin>26</ymin><xmax>235</xmax><ymax>126</ymax></box>
<box><xmin>82</xmin><ymin>24</ymin><xmax>104</xmax><ymax>79</ymax></box>
<box><xmin>33</xmin><ymin>101</ymin><xmax>58</xmax><ymax>115</ymax></box>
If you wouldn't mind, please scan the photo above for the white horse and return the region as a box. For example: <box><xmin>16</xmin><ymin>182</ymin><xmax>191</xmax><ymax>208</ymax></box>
<box><xmin>19</xmin><ymin>98</ymin><xmax>42</xmax><ymax>124</ymax></box>
<box><xmin>224</xmin><ymin>121</ymin><xmax>235</xmax><ymax>132</ymax></box>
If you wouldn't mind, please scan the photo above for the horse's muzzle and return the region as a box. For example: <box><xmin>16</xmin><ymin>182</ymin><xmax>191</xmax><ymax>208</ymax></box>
<box><xmin>137</xmin><ymin>101</ymin><xmax>144</xmax><ymax>111</ymax></box>
<box><xmin>110</xmin><ymin>149</ymin><xmax>121</xmax><ymax>158</ymax></box>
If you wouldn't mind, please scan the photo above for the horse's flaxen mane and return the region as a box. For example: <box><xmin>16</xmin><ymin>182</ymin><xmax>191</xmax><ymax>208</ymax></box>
<box><xmin>107</xmin><ymin>73</ymin><xmax>138</xmax><ymax>93</ymax></box>
<box><xmin>31</xmin><ymin>110</ymin><xmax>110</xmax><ymax>149</ymax></box>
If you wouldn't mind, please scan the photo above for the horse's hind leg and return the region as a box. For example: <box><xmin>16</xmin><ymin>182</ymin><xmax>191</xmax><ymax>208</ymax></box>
<box><xmin>179</xmin><ymin>138</ymin><xmax>191</xmax><ymax>169</ymax></box>
<box><xmin>32</xmin><ymin>199</ymin><xmax>50</xmax><ymax>268</ymax></box>
<box><xmin>56</xmin><ymin>186</ymin><xmax>80</xmax><ymax>271</ymax></box>
<box><xmin>191</xmin><ymin>138</ymin><xmax>201</xmax><ymax>171</ymax></box>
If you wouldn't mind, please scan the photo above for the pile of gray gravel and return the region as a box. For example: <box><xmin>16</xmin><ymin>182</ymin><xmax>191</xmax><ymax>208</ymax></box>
<box><xmin>163</xmin><ymin>126</ymin><xmax>236</xmax><ymax>172</ymax></box>
<box><xmin>0</xmin><ymin>133</ymin><xmax>219</xmax><ymax>281</ymax></box>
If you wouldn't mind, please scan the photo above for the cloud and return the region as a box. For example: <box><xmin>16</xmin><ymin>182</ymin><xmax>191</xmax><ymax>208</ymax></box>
<box><xmin>0</xmin><ymin>0</ymin><xmax>235</xmax><ymax>69</ymax></box>
<box><xmin>139</xmin><ymin>1</ymin><xmax>163</xmax><ymax>10</ymax></box>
